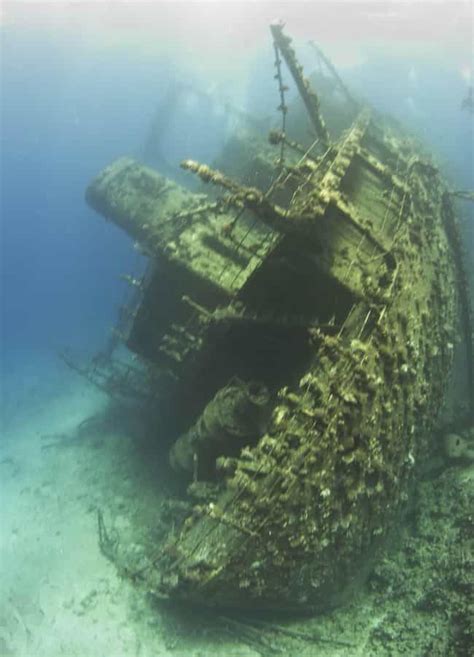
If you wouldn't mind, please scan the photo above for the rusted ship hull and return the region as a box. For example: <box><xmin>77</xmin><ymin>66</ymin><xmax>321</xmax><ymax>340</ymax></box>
<box><xmin>85</xmin><ymin>25</ymin><xmax>465</xmax><ymax>610</ymax></box>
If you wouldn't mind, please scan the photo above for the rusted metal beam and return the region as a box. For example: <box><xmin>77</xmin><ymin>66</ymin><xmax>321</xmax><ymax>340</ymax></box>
<box><xmin>270</xmin><ymin>22</ymin><xmax>331</xmax><ymax>148</ymax></box>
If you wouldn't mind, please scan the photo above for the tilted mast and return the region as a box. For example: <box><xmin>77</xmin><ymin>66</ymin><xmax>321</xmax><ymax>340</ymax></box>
<box><xmin>270</xmin><ymin>22</ymin><xmax>331</xmax><ymax>148</ymax></box>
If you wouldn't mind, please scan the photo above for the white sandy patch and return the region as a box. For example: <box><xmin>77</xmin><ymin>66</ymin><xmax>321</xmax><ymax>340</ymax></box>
<box><xmin>1</xmin><ymin>376</ymin><xmax>136</xmax><ymax>657</ymax></box>
<box><xmin>0</xmin><ymin>360</ymin><xmax>263</xmax><ymax>657</ymax></box>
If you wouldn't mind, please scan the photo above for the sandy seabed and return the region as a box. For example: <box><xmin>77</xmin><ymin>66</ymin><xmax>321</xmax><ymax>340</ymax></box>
<box><xmin>1</xmin><ymin>356</ymin><xmax>472</xmax><ymax>657</ymax></box>
<box><xmin>0</xmin><ymin>359</ymin><xmax>260</xmax><ymax>657</ymax></box>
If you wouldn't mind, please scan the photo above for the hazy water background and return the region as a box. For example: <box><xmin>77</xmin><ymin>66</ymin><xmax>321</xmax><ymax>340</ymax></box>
<box><xmin>1</xmin><ymin>1</ymin><xmax>472</xmax><ymax>425</ymax></box>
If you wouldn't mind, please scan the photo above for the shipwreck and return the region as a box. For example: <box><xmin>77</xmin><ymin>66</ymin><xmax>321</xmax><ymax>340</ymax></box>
<box><xmin>84</xmin><ymin>24</ymin><xmax>473</xmax><ymax>611</ymax></box>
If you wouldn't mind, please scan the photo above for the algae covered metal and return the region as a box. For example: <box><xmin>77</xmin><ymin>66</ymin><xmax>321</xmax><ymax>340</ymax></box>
<box><xmin>85</xmin><ymin>23</ymin><xmax>471</xmax><ymax>610</ymax></box>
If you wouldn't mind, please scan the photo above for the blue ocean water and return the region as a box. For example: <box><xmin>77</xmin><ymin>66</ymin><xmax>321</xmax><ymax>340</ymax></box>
<box><xmin>1</xmin><ymin>17</ymin><xmax>254</xmax><ymax>426</ymax></box>
<box><xmin>1</xmin><ymin>30</ymin><xmax>147</xmax><ymax>416</ymax></box>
